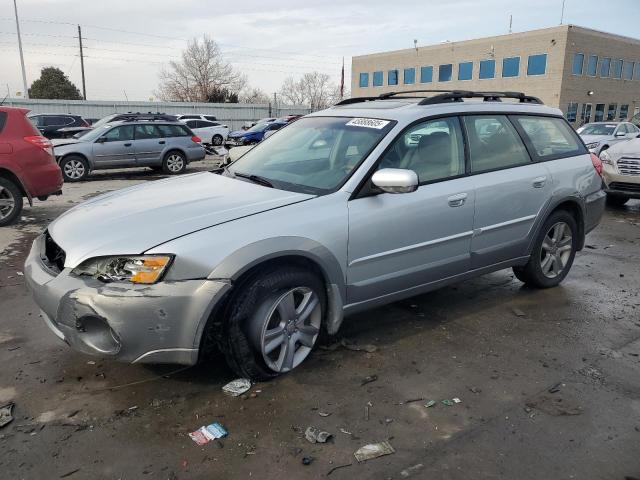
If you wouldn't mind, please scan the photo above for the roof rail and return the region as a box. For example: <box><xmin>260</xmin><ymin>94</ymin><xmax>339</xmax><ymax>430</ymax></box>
<box><xmin>334</xmin><ymin>90</ymin><xmax>543</xmax><ymax>107</ymax></box>
<box><xmin>117</xmin><ymin>113</ymin><xmax>177</xmax><ymax>122</ymax></box>
<box><xmin>418</xmin><ymin>91</ymin><xmax>543</xmax><ymax>105</ymax></box>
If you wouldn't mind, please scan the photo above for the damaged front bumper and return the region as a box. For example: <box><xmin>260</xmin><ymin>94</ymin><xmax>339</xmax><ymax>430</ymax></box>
<box><xmin>24</xmin><ymin>235</ymin><xmax>231</xmax><ymax>365</ymax></box>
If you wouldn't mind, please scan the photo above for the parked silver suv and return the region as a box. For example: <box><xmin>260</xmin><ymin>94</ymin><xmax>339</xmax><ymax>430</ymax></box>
<box><xmin>53</xmin><ymin>118</ymin><xmax>206</xmax><ymax>181</ymax></box>
<box><xmin>25</xmin><ymin>91</ymin><xmax>605</xmax><ymax>380</ymax></box>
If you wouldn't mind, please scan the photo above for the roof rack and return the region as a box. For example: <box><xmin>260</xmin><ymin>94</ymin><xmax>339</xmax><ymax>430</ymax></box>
<box><xmin>334</xmin><ymin>90</ymin><xmax>543</xmax><ymax>106</ymax></box>
<box><xmin>117</xmin><ymin>113</ymin><xmax>178</xmax><ymax>122</ymax></box>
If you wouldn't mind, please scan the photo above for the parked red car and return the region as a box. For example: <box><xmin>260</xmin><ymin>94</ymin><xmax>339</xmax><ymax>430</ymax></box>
<box><xmin>0</xmin><ymin>107</ymin><xmax>63</xmax><ymax>226</ymax></box>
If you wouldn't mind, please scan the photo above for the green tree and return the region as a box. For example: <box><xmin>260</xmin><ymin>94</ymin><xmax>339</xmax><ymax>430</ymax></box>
<box><xmin>29</xmin><ymin>67</ymin><xmax>83</xmax><ymax>100</ymax></box>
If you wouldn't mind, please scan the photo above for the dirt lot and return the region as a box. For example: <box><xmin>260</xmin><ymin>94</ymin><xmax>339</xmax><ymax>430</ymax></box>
<box><xmin>1</xmin><ymin>161</ymin><xmax>639</xmax><ymax>479</ymax></box>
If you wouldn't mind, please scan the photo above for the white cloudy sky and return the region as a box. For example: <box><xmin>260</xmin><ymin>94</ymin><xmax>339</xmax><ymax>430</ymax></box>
<box><xmin>1</xmin><ymin>0</ymin><xmax>639</xmax><ymax>100</ymax></box>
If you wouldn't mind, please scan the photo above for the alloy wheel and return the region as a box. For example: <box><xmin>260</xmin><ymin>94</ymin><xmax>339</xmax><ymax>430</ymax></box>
<box><xmin>254</xmin><ymin>287</ymin><xmax>322</xmax><ymax>373</ymax></box>
<box><xmin>166</xmin><ymin>154</ymin><xmax>184</xmax><ymax>172</ymax></box>
<box><xmin>0</xmin><ymin>186</ymin><xmax>16</xmax><ymax>220</ymax></box>
<box><xmin>63</xmin><ymin>159</ymin><xmax>85</xmax><ymax>180</ymax></box>
<box><xmin>540</xmin><ymin>221</ymin><xmax>573</xmax><ymax>279</ymax></box>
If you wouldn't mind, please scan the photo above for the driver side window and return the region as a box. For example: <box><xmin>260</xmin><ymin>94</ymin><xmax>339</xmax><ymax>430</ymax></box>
<box><xmin>378</xmin><ymin>117</ymin><xmax>465</xmax><ymax>183</ymax></box>
<box><xmin>102</xmin><ymin>125</ymin><xmax>134</xmax><ymax>142</ymax></box>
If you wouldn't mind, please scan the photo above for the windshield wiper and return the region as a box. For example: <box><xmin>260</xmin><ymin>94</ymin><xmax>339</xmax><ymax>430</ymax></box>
<box><xmin>234</xmin><ymin>172</ymin><xmax>274</xmax><ymax>188</ymax></box>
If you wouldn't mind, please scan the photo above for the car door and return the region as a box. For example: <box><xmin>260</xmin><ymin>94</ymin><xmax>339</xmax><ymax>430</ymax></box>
<box><xmin>91</xmin><ymin>125</ymin><xmax>135</xmax><ymax>167</ymax></box>
<box><xmin>347</xmin><ymin>116</ymin><xmax>476</xmax><ymax>306</ymax></box>
<box><xmin>133</xmin><ymin>124</ymin><xmax>164</xmax><ymax>165</ymax></box>
<box><xmin>463</xmin><ymin>115</ymin><xmax>552</xmax><ymax>269</ymax></box>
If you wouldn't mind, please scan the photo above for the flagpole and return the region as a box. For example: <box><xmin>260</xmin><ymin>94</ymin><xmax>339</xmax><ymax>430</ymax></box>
<box><xmin>340</xmin><ymin>57</ymin><xmax>345</xmax><ymax>99</ymax></box>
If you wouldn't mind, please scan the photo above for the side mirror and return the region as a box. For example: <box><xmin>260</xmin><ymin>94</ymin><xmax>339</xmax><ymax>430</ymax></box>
<box><xmin>371</xmin><ymin>168</ymin><xmax>418</xmax><ymax>194</ymax></box>
<box><xmin>637</xmin><ymin>133</ymin><xmax>640</xmax><ymax>138</ymax></box>
<box><xmin>95</xmin><ymin>136</ymin><xmax>107</xmax><ymax>143</ymax></box>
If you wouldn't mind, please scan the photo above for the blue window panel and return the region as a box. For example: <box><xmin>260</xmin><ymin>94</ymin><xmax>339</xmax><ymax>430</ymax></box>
<box><xmin>388</xmin><ymin>69</ymin><xmax>399</xmax><ymax>85</ymax></box>
<box><xmin>458</xmin><ymin>61</ymin><xmax>473</xmax><ymax>80</ymax></box>
<box><xmin>479</xmin><ymin>59</ymin><xmax>495</xmax><ymax>79</ymax></box>
<box><xmin>600</xmin><ymin>57</ymin><xmax>611</xmax><ymax>77</ymax></box>
<box><xmin>373</xmin><ymin>71</ymin><xmax>383</xmax><ymax>87</ymax></box>
<box><xmin>527</xmin><ymin>54</ymin><xmax>547</xmax><ymax>75</ymax></box>
<box><xmin>572</xmin><ymin>53</ymin><xmax>584</xmax><ymax>75</ymax></box>
<box><xmin>623</xmin><ymin>61</ymin><xmax>634</xmax><ymax>80</ymax></box>
<box><xmin>403</xmin><ymin>67</ymin><xmax>415</xmax><ymax>84</ymax></box>
<box><xmin>438</xmin><ymin>64</ymin><xmax>452</xmax><ymax>82</ymax></box>
<box><xmin>420</xmin><ymin>66</ymin><xmax>433</xmax><ymax>83</ymax></box>
<box><xmin>502</xmin><ymin>57</ymin><xmax>520</xmax><ymax>77</ymax></box>
<box><xmin>613</xmin><ymin>59</ymin><xmax>623</xmax><ymax>79</ymax></box>
<box><xmin>586</xmin><ymin>55</ymin><xmax>598</xmax><ymax>76</ymax></box>
<box><xmin>359</xmin><ymin>72</ymin><xmax>369</xmax><ymax>88</ymax></box>
<box><xmin>635</xmin><ymin>62</ymin><xmax>640</xmax><ymax>80</ymax></box>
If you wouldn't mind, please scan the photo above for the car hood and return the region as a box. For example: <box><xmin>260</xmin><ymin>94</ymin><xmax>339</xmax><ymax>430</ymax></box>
<box><xmin>580</xmin><ymin>134</ymin><xmax>610</xmax><ymax>144</ymax></box>
<box><xmin>49</xmin><ymin>172</ymin><xmax>315</xmax><ymax>267</ymax></box>
<box><xmin>52</xmin><ymin>138</ymin><xmax>85</xmax><ymax>149</ymax></box>
<box><xmin>609</xmin><ymin>138</ymin><xmax>640</xmax><ymax>156</ymax></box>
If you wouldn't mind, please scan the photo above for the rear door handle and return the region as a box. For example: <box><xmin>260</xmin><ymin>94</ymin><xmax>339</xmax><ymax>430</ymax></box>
<box><xmin>159</xmin><ymin>140</ymin><xmax>166</xmax><ymax>144</ymax></box>
<box><xmin>448</xmin><ymin>193</ymin><xmax>467</xmax><ymax>207</ymax></box>
<box><xmin>124</xmin><ymin>143</ymin><xmax>132</xmax><ymax>147</ymax></box>
<box><xmin>532</xmin><ymin>176</ymin><xmax>547</xmax><ymax>188</ymax></box>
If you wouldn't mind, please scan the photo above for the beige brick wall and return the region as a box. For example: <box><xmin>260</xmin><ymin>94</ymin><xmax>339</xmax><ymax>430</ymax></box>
<box><xmin>559</xmin><ymin>26</ymin><xmax>640</xmax><ymax>124</ymax></box>
<box><xmin>351</xmin><ymin>25</ymin><xmax>640</xmax><ymax>123</ymax></box>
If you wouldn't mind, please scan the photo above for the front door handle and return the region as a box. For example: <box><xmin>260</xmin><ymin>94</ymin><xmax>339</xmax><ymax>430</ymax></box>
<box><xmin>532</xmin><ymin>176</ymin><xmax>547</xmax><ymax>188</ymax></box>
<box><xmin>448</xmin><ymin>193</ymin><xmax>467</xmax><ymax>207</ymax></box>
<box><xmin>159</xmin><ymin>140</ymin><xmax>166</xmax><ymax>144</ymax></box>
<box><xmin>124</xmin><ymin>143</ymin><xmax>132</xmax><ymax>147</ymax></box>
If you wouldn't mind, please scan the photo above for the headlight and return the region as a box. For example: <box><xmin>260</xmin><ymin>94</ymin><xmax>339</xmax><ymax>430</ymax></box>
<box><xmin>585</xmin><ymin>142</ymin><xmax>599</xmax><ymax>150</ymax></box>
<box><xmin>72</xmin><ymin>255</ymin><xmax>173</xmax><ymax>284</ymax></box>
<box><xmin>599</xmin><ymin>149</ymin><xmax>613</xmax><ymax>164</ymax></box>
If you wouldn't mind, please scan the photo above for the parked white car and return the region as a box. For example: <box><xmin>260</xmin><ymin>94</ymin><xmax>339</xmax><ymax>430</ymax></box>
<box><xmin>175</xmin><ymin>114</ymin><xmax>218</xmax><ymax>122</ymax></box>
<box><xmin>181</xmin><ymin>119</ymin><xmax>229</xmax><ymax>146</ymax></box>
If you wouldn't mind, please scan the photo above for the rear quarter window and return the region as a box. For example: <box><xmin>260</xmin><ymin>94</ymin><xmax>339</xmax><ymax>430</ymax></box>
<box><xmin>512</xmin><ymin>116</ymin><xmax>586</xmax><ymax>160</ymax></box>
<box><xmin>0</xmin><ymin>112</ymin><xmax>7</xmax><ymax>134</ymax></box>
<box><xmin>158</xmin><ymin>124</ymin><xmax>190</xmax><ymax>137</ymax></box>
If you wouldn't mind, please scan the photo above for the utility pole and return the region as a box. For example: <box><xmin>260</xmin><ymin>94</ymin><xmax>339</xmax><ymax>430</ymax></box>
<box><xmin>77</xmin><ymin>25</ymin><xmax>86</xmax><ymax>100</ymax></box>
<box><xmin>509</xmin><ymin>14</ymin><xmax>513</xmax><ymax>33</ymax></box>
<box><xmin>273</xmin><ymin>92</ymin><xmax>277</xmax><ymax>117</ymax></box>
<box><xmin>13</xmin><ymin>0</ymin><xmax>28</xmax><ymax>99</ymax></box>
<box><xmin>560</xmin><ymin>0</ymin><xmax>566</xmax><ymax>24</ymax></box>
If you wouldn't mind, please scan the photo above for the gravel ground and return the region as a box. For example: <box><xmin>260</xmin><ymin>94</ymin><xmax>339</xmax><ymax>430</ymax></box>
<box><xmin>1</xmin><ymin>162</ymin><xmax>639</xmax><ymax>479</ymax></box>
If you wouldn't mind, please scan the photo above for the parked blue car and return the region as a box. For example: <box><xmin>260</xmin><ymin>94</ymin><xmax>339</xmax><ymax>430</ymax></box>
<box><xmin>226</xmin><ymin>120</ymin><xmax>287</xmax><ymax>146</ymax></box>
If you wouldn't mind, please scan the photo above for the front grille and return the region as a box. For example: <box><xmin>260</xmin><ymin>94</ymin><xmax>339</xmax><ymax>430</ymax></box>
<box><xmin>43</xmin><ymin>231</ymin><xmax>66</xmax><ymax>273</ymax></box>
<box><xmin>617</xmin><ymin>157</ymin><xmax>640</xmax><ymax>176</ymax></box>
<box><xmin>608</xmin><ymin>182</ymin><xmax>640</xmax><ymax>193</ymax></box>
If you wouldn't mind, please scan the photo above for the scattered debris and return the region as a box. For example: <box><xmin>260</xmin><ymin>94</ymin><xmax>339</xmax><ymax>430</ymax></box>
<box><xmin>305</xmin><ymin>426</ymin><xmax>332</xmax><ymax>444</ymax></box>
<box><xmin>67</xmin><ymin>410</ymin><xmax>81</xmax><ymax>419</ymax></box>
<box><xmin>585</xmin><ymin>244</ymin><xmax>597</xmax><ymax>250</ymax></box>
<box><xmin>318</xmin><ymin>411</ymin><xmax>331</xmax><ymax>417</ymax></box>
<box><xmin>512</xmin><ymin>308</ymin><xmax>526</xmax><ymax>317</ymax></box>
<box><xmin>364</xmin><ymin>402</ymin><xmax>371</xmax><ymax>420</ymax></box>
<box><xmin>59</xmin><ymin>468</ymin><xmax>80</xmax><ymax>478</ymax></box>
<box><xmin>400</xmin><ymin>463</ymin><xmax>425</xmax><ymax>478</ymax></box>
<box><xmin>402</xmin><ymin>397</ymin><xmax>424</xmax><ymax>404</ymax></box>
<box><xmin>339</xmin><ymin>428</ymin><xmax>352</xmax><ymax>435</ymax></box>
<box><xmin>222</xmin><ymin>378</ymin><xmax>251</xmax><ymax>397</ymax></box>
<box><xmin>548</xmin><ymin>383</ymin><xmax>562</xmax><ymax>393</ymax></box>
<box><xmin>188</xmin><ymin>422</ymin><xmax>228</xmax><ymax>445</ymax></box>
<box><xmin>327</xmin><ymin>463</ymin><xmax>353</xmax><ymax>476</ymax></box>
<box><xmin>361</xmin><ymin>374</ymin><xmax>378</xmax><ymax>386</ymax></box>
<box><xmin>526</xmin><ymin>396</ymin><xmax>582</xmax><ymax>416</ymax></box>
<box><xmin>468</xmin><ymin>386</ymin><xmax>482</xmax><ymax>394</ymax></box>
<box><xmin>354</xmin><ymin>441</ymin><xmax>395</xmax><ymax>462</ymax></box>
<box><xmin>425</xmin><ymin>400</ymin><xmax>436</xmax><ymax>408</ymax></box>
<box><xmin>302</xmin><ymin>456</ymin><xmax>314</xmax><ymax>466</ymax></box>
<box><xmin>441</xmin><ymin>400</ymin><xmax>454</xmax><ymax>407</ymax></box>
<box><xmin>0</xmin><ymin>403</ymin><xmax>14</xmax><ymax>428</ymax></box>
<box><xmin>452</xmin><ymin>397</ymin><xmax>461</xmax><ymax>404</ymax></box>
<box><xmin>16</xmin><ymin>271</ymin><xmax>23</xmax><ymax>276</ymax></box>
<box><xmin>320</xmin><ymin>338</ymin><xmax>378</xmax><ymax>353</ymax></box>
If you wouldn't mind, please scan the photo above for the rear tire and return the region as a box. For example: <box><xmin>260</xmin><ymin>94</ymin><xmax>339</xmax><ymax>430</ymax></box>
<box><xmin>0</xmin><ymin>178</ymin><xmax>23</xmax><ymax>227</ymax></box>
<box><xmin>162</xmin><ymin>151</ymin><xmax>187</xmax><ymax>174</ymax></box>
<box><xmin>212</xmin><ymin>135</ymin><xmax>223</xmax><ymax>146</ymax></box>
<box><xmin>606</xmin><ymin>194</ymin><xmax>629</xmax><ymax>207</ymax></box>
<box><xmin>217</xmin><ymin>266</ymin><xmax>326</xmax><ymax>381</ymax></box>
<box><xmin>513</xmin><ymin>210</ymin><xmax>578</xmax><ymax>289</ymax></box>
<box><xmin>60</xmin><ymin>155</ymin><xmax>89</xmax><ymax>182</ymax></box>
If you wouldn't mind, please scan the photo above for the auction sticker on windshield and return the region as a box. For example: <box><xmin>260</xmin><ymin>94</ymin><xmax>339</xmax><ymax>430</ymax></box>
<box><xmin>346</xmin><ymin>118</ymin><xmax>391</xmax><ymax>129</ymax></box>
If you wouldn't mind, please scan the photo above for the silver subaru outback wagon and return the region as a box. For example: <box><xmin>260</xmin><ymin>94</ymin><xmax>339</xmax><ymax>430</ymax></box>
<box><xmin>25</xmin><ymin>91</ymin><xmax>606</xmax><ymax>380</ymax></box>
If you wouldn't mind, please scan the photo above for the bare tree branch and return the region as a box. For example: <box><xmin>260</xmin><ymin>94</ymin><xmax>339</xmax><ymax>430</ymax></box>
<box><xmin>239</xmin><ymin>87</ymin><xmax>271</xmax><ymax>104</ymax></box>
<box><xmin>278</xmin><ymin>72</ymin><xmax>343</xmax><ymax>110</ymax></box>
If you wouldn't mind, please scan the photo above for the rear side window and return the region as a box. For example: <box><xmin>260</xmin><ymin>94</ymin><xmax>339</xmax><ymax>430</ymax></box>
<box><xmin>0</xmin><ymin>112</ymin><xmax>6</xmax><ymax>134</ymax></box>
<box><xmin>204</xmin><ymin>115</ymin><xmax>217</xmax><ymax>121</ymax></box>
<box><xmin>157</xmin><ymin>124</ymin><xmax>190</xmax><ymax>137</ymax></box>
<box><xmin>44</xmin><ymin>116</ymin><xmax>72</xmax><ymax>127</ymax></box>
<box><xmin>184</xmin><ymin>120</ymin><xmax>199</xmax><ymax>128</ymax></box>
<box><xmin>463</xmin><ymin>115</ymin><xmax>531</xmax><ymax>173</ymax></box>
<box><xmin>180</xmin><ymin>115</ymin><xmax>199</xmax><ymax>120</ymax></box>
<box><xmin>134</xmin><ymin>125</ymin><xmax>161</xmax><ymax>139</ymax></box>
<box><xmin>512</xmin><ymin>116</ymin><xmax>585</xmax><ymax>160</ymax></box>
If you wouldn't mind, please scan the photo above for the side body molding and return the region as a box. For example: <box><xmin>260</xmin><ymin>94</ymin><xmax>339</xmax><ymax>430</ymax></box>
<box><xmin>208</xmin><ymin>236</ymin><xmax>346</xmax><ymax>334</ymax></box>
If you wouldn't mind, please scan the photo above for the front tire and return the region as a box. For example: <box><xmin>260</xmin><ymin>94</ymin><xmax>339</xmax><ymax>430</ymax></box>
<box><xmin>218</xmin><ymin>266</ymin><xmax>326</xmax><ymax>380</ymax></box>
<box><xmin>212</xmin><ymin>135</ymin><xmax>223</xmax><ymax>146</ymax></box>
<box><xmin>513</xmin><ymin>210</ymin><xmax>578</xmax><ymax>288</ymax></box>
<box><xmin>162</xmin><ymin>151</ymin><xmax>187</xmax><ymax>174</ymax></box>
<box><xmin>0</xmin><ymin>178</ymin><xmax>23</xmax><ymax>227</ymax></box>
<box><xmin>60</xmin><ymin>155</ymin><xmax>89</xmax><ymax>182</ymax></box>
<box><xmin>606</xmin><ymin>194</ymin><xmax>629</xmax><ymax>207</ymax></box>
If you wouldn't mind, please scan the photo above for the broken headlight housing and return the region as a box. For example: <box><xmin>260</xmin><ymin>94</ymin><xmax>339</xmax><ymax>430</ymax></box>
<box><xmin>71</xmin><ymin>255</ymin><xmax>174</xmax><ymax>284</ymax></box>
<box><xmin>585</xmin><ymin>142</ymin><xmax>600</xmax><ymax>150</ymax></box>
<box><xmin>599</xmin><ymin>149</ymin><xmax>613</xmax><ymax>165</ymax></box>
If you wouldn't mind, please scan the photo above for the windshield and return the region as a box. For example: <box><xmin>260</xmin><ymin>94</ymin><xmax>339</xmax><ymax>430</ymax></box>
<box><xmin>579</xmin><ymin>124</ymin><xmax>616</xmax><ymax>136</ymax></box>
<box><xmin>228</xmin><ymin>116</ymin><xmax>395</xmax><ymax>194</ymax></box>
<box><xmin>90</xmin><ymin>114</ymin><xmax>118</xmax><ymax>129</ymax></box>
<box><xmin>246</xmin><ymin>122</ymin><xmax>271</xmax><ymax>133</ymax></box>
<box><xmin>79</xmin><ymin>124</ymin><xmax>114</xmax><ymax>142</ymax></box>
